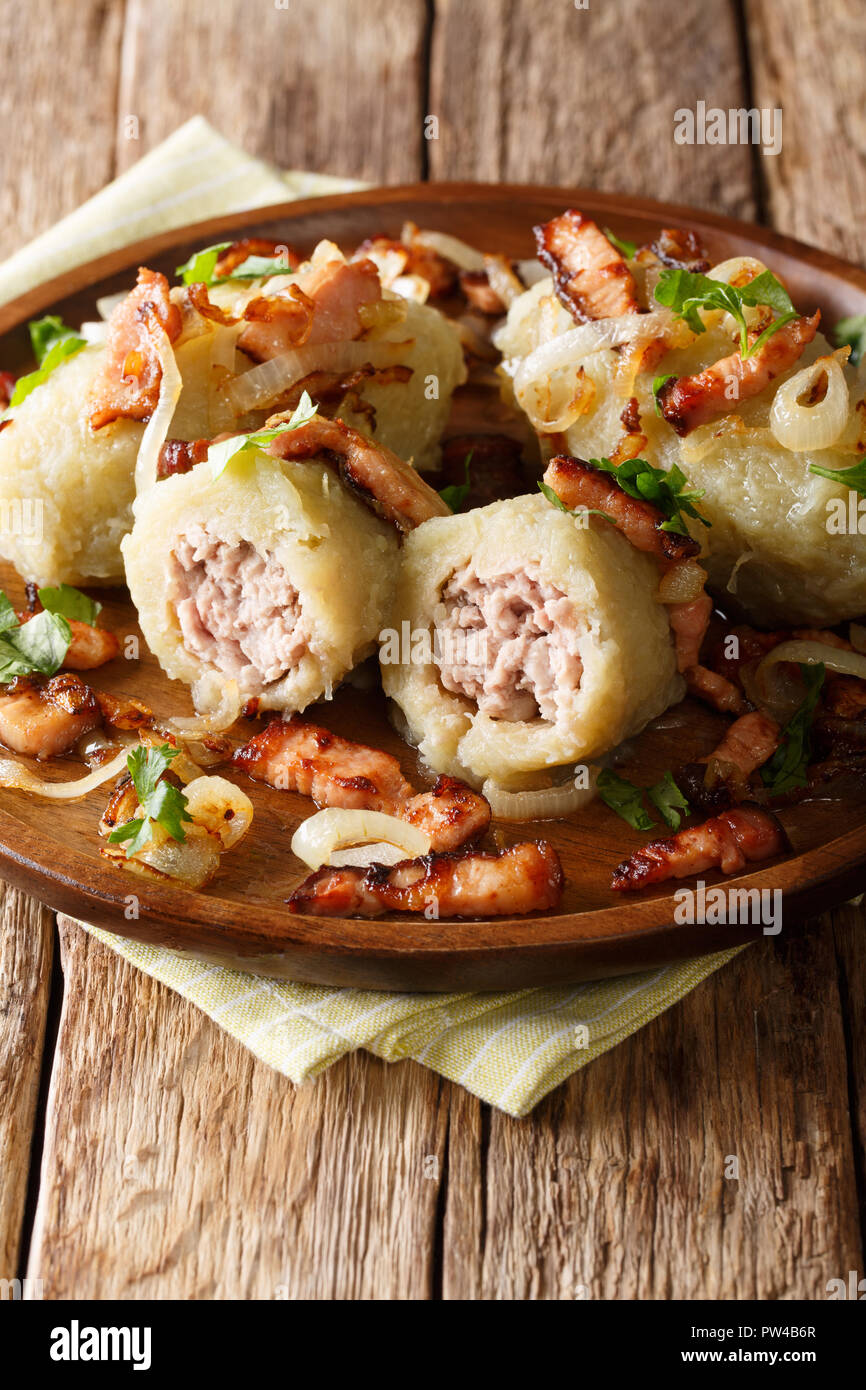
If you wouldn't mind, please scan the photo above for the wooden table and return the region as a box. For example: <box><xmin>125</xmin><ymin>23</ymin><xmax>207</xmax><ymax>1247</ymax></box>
<box><xmin>1</xmin><ymin>0</ymin><xmax>864</xmax><ymax>1300</ymax></box>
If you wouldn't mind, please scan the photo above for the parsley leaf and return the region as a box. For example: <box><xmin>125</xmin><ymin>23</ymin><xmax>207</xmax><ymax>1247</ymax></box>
<box><xmin>37</xmin><ymin>583</ymin><xmax>101</xmax><ymax>626</ymax></box>
<box><xmin>0</xmin><ymin>587</ymin><xmax>72</xmax><ymax>683</ymax></box>
<box><xmin>603</xmin><ymin>228</ymin><xmax>637</xmax><ymax>259</ymax></box>
<box><xmin>808</xmin><ymin>455</ymin><xmax>866</xmax><ymax>497</ymax></box>
<box><xmin>4</xmin><ymin>316</ymin><xmax>86</xmax><ymax>415</ymax></box>
<box><xmin>653</xmin><ymin>267</ymin><xmax>797</xmax><ymax>358</ymax></box>
<box><xmin>439</xmin><ymin>452</ymin><xmax>473</xmax><ymax>513</ymax></box>
<box><xmin>761</xmin><ymin>663</ymin><xmax>826</xmax><ymax>796</ymax></box>
<box><xmin>833</xmin><ymin>314</ymin><xmax>866</xmax><ymax>367</ymax></box>
<box><xmin>653</xmin><ymin>373</ymin><xmax>676</xmax><ymax>417</ymax></box>
<box><xmin>588</xmin><ymin>456</ymin><xmax>710</xmax><ymax>535</ymax></box>
<box><xmin>175</xmin><ymin>242</ymin><xmax>231</xmax><ymax>284</ymax></box>
<box><xmin>207</xmin><ymin>391</ymin><xmax>319</xmax><ymax>479</ymax></box>
<box><xmin>176</xmin><ymin>243</ymin><xmax>294</xmax><ymax>286</ymax></box>
<box><xmin>537</xmin><ymin>479</ymin><xmax>616</xmax><ymax>525</ymax></box>
<box><xmin>647</xmin><ymin>770</ymin><xmax>691</xmax><ymax>831</ymax></box>
<box><xmin>597</xmin><ymin>770</ymin><xmax>656</xmax><ymax>832</ymax></box>
<box><xmin>107</xmin><ymin>744</ymin><xmax>192</xmax><ymax>859</ymax></box>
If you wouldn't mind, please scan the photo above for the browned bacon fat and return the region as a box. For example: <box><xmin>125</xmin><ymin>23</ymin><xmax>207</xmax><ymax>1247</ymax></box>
<box><xmin>611</xmin><ymin>805</ymin><xmax>787</xmax><ymax>891</ymax></box>
<box><xmin>266</xmin><ymin>414</ymin><xmax>450</xmax><ymax>532</ymax></box>
<box><xmin>88</xmin><ymin>268</ymin><xmax>182</xmax><ymax>430</ymax></box>
<box><xmin>234</xmin><ymin>716</ymin><xmax>491</xmax><ymax>852</ymax></box>
<box><xmin>656</xmin><ymin>312</ymin><xmax>820</xmax><ymax>436</ymax></box>
<box><xmin>534</xmin><ymin>211</ymin><xmax>639</xmax><ymax>323</ymax></box>
<box><xmin>287</xmin><ymin>840</ymin><xmax>564</xmax><ymax>918</ymax></box>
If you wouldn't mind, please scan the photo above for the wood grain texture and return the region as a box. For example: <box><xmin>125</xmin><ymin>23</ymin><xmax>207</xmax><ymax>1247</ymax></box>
<box><xmin>443</xmin><ymin>926</ymin><xmax>864</xmax><ymax>1299</ymax></box>
<box><xmin>428</xmin><ymin>0</ymin><xmax>756</xmax><ymax>215</ymax></box>
<box><xmin>26</xmin><ymin>920</ymin><xmax>447</xmax><ymax>1299</ymax></box>
<box><xmin>115</xmin><ymin>0</ymin><xmax>428</xmax><ymax>183</ymax></box>
<box><xmin>0</xmin><ymin>885</ymin><xmax>53</xmax><ymax>1283</ymax></box>
<box><xmin>745</xmin><ymin>0</ymin><xmax>866</xmax><ymax>257</ymax></box>
<box><xmin>0</xmin><ymin>0</ymin><xmax>124</xmax><ymax>258</ymax></box>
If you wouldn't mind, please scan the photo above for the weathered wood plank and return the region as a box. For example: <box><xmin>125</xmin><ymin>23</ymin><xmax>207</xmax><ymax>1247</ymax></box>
<box><xmin>115</xmin><ymin>0</ymin><xmax>429</xmax><ymax>183</ymax></box>
<box><xmin>0</xmin><ymin>886</ymin><xmax>53</xmax><ymax>1286</ymax></box>
<box><xmin>745</xmin><ymin>0</ymin><xmax>866</xmax><ymax>258</ymax></box>
<box><xmin>443</xmin><ymin>928</ymin><xmax>863</xmax><ymax>1299</ymax></box>
<box><xmin>0</xmin><ymin>0</ymin><xmax>125</xmax><ymax>258</ymax></box>
<box><xmin>26</xmin><ymin>921</ymin><xmax>446</xmax><ymax>1299</ymax></box>
<box><xmin>428</xmin><ymin>0</ymin><xmax>756</xmax><ymax>215</ymax></box>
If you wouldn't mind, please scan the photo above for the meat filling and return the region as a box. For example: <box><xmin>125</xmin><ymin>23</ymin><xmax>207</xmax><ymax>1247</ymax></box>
<box><xmin>434</xmin><ymin>566</ymin><xmax>584</xmax><ymax>722</ymax></box>
<box><xmin>168</xmin><ymin>525</ymin><xmax>308</xmax><ymax>694</ymax></box>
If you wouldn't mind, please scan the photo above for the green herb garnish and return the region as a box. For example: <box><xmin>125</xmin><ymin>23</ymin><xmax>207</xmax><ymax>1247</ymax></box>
<box><xmin>37</xmin><ymin>583</ymin><xmax>101</xmax><ymax>627</ymax></box>
<box><xmin>603</xmin><ymin>228</ymin><xmax>637</xmax><ymax>260</ymax></box>
<box><xmin>0</xmin><ymin>587</ymin><xmax>73</xmax><ymax>683</ymax></box>
<box><xmin>654</xmin><ymin>267</ymin><xmax>797</xmax><ymax>359</ymax></box>
<box><xmin>761</xmin><ymin>663</ymin><xmax>826</xmax><ymax>796</ymax></box>
<box><xmin>108</xmin><ymin>745</ymin><xmax>193</xmax><ymax>859</ymax></box>
<box><xmin>833</xmin><ymin>314</ymin><xmax>866</xmax><ymax>367</ymax></box>
<box><xmin>652</xmin><ymin>373</ymin><xmax>676</xmax><ymax>417</ymax></box>
<box><xmin>537</xmin><ymin>479</ymin><xmax>616</xmax><ymax>525</ymax></box>
<box><xmin>207</xmin><ymin>391</ymin><xmax>318</xmax><ymax>479</ymax></box>
<box><xmin>808</xmin><ymin>455</ymin><xmax>866</xmax><ymax>497</ymax></box>
<box><xmin>3</xmin><ymin>315</ymin><xmax>86</xmax><ymax>415</ymax></box>
<box><xmin>647</xmin><ymin>770</ymin><xmax>691</xmax><ymax>831</ymax></box>
<box><xmin>597</xmin><ymin>770</ymin><xmax>656</xmax><ymax>832</ymax></box>
<box><xmin>176</xmin><ymin>242</ymin><xmax>294</xmax><ymax>286</ymax></box>
<box><xmin>439</xmin><ymin>452</ymin><xmax>473</xmax><ymax>513</ymax></box>
<box><xmin>588</xmin><ymin>456</ymin><xmax>710</xmax><ymax>536</ymax></box>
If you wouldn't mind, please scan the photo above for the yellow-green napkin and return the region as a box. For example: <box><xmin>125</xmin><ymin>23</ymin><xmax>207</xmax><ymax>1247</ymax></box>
<box><xmin>2</xmin><ymin>117</ymin><xmax>745</xmax><ymax>1116</ymax></box>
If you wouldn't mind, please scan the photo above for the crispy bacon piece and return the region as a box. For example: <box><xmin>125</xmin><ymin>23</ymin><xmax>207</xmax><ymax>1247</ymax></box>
<box><xmin>0</xmin><ymin>674</ymin><xmax>101</xmax><ymax>760</ymax></box>
<box><xmin>667</xmin><ymin>594</ymin><xmax>714</xmax><ymax>674</ymax></box>
<box><xmin>685</xmin><ymin>664</ymin><xmax>748</xmax><ymax>716</ymax></box>
<box><xmin>611</xmin><ymin>804</ymin><xmax>788</xmax><ymax>891</ymax></box>
<box><xmin>234</xmin><ymin>716</ymin><xmax>490</xmax><ymax>851</ymax></box>
<box><xmin>0</xmin><ymin>370</ymin><xmax>15</xmax><ymax>410</ymax></box>
<box><xmin>704</xmin><ymin>711</ymin><xmax>781</xmax><ymax>777</ymax></box>
<box><xmin>657</xmin><ymin>312</ymin><xmax>821</xmax><ymax>436</ymax></box>
<box><xmin>542</xmin><ymin>456</ymin><xmax>699</xmax><ymax>564</ymax></box>
<box><xmin>266</xmin><ymin>413</ymin><xmax>450</xmax><ymax>532</ymax></box>
<box><xmin>354</xmin><ymin>231</ymin><xmax>459</xmax><ymax>298</ymax></box>
<box><xmin>459</xmin><ymin>269</ymin><xmax>506</xmax><ymax>315</ymax></box>
<box><xmin>93</xmin><ymin>690</ymin><xmax>153</xmax><ymax>731</ymax></box>
<box><xmin>214</xmin><ymin>238</ymin><xmax>301</xmax><ymax>279</ymax></box>
<box><xmin>267</xmin><ymin>363</ymin><xmax>413</xmax><ymax>426</ymax></box>
<box><xmin>238</xmin><ymin>258</ymin><xmax>381</xmax><ymax>362</ymax></box>
<box><xmin>157</xmin><ymin>437</ymin><xmax>210</xmax><ymax>480</ymax></box>
<box><xmin>287</xmin><ymin>840</ymin><xmax>563</xmax><ymax>918</ymax></box>
<box><xmin>88</xmin><ymin>268</ymin><xmax>182</xmax><ymax>430</ymax></box>
<box><xmin>534</xmin><ymin>211</ymin><xmax>639</xmax><ymax>323</ymax></box>
<box><xmin>640</xmin><ymin>227</ymin><xmax>710</xmax><ymax>273</ymax></box>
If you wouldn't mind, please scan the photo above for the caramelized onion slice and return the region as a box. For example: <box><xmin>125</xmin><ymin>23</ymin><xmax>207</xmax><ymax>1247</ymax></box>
<box><xmin>291</xmin><ymin>808</ymin><xmax>431</xmax><ymax>871</ymax></box>
<box><xmin>0</xmin><ymin>747</ymin><xmax>129</xmax><ymax>801</ymax></box>
<box><xmin>482</xmin><ymin>769</ymin><xmax>599</xmax><ymax>822</ymax></box>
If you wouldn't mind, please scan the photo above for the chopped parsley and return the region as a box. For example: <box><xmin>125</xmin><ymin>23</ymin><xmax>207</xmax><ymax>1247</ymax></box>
<box><xmin>176</xmin><ymin>242</ymin><xmax>294</xmax><ymax>286</ymax></box>
<box><xmin>207</xmin><ymin>391</ymin><xmax>318</xmax><ymax>479</ymax></box>
<box><xmin>588</xmin><ymin>456</ymin><xmax>710</xmax><ymax>535</ymax></box>
<box><xmin>599</xmin><ymin>768</ymin><xmax>692</xmax><ymax>833</ymax></box>
<box><xmin>537</xmin><ymin>479</ymin><xmax>615</xmax><ymax>525</ymax></box>
<box><xmin>833</xmin><ymin>313</ymin><xmax>866</xmax><ymax>367</ymax></box>
<box><xmin>108</xmin><ymin>744</ymin><xmax>192</xmax><ymax>859</ymax></box>
<box><xmin>2</xmin><ymin>315</ymin><xmax>86</xmax><ymax>416</ymax></box>
<box><xmin>0</xmin><ymin>588</ymin><xmax>72</xmax><ymax>683</ymax></box>
<box><xmin>808</xmin><ymin>455</ymin><xmax>866</xmax><ymax>497</ymax></box>
<box><xmin>37</xmin><ymin>583</ymin><xmax>101</xmax><ymax>627</ymax></box>
<box><xmin>647</xmin><ymin>770</ymin><xmax>691</xmax><ymax>831</ymax></box>
<box><xmin>652</xmin><ymin>373</ymin><xmax>676</xmax><ymax>416</ymax></box>
<box><xmin>603</xmin><ymin>228</ymin><xmax>637</xmax><ymax>260</ymax></box>
<box><xmin>439</xmin><ymin>452</ymin><xmax>473</xmax><ymax>513</ymax></box>
<box><xmin>653</xmin><ymin>267</ymin><xmax>797</xmax><ymax>358</ymax></box>
<box><xmin>761</xmin><ymin>663</ymin><xmax>826</xmax><ymax>796</ymax></box>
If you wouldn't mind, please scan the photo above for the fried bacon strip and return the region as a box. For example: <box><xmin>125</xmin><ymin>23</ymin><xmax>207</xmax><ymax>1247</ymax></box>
<box><xmin>534</xmin><ymin>211</ymin><xmax>639</xmax><ymax>323</ymax></box>
<box><xmin>266</xmin><ymin>414</ymin><xmax>450</xmax><ymax>532</ymax></box>
<box><xmin>0</xmin><ymin>675</ymin><xmax>102</xmax><ymax>759</ymax></box>
<box><xmin>157</xmin><ymin>437</ymin><xmax>211</xmax><ymax>480</ymax></box>
<box><xmin>237</xmin><ymin>257</ymin><xmax>382</xmax><ymax>362</ymax></box>
<box><xmin>354</xmin><ymin>230</ymin><xmax>459</xmax><ymax>298</ymax></box>
<box><xmin>638</xmin><ymin>227</ymin><xmax>710</xmax><ymax>274</ymax></box>
<box><xmin>234</xmin><ymin>715</ymin><xmax>490</xmax><ymax>851</ymax></box>
<box><xmin>0</xmin><ymin>370</ymin><xmax>15</xmax><ymax>410</ymax></box>
<box><xmin>214</xmin><ymin>238</ymin><xmax>301</xmax><ymax>279</ymax></box>
<box><xmin>287</xmin><ymin>840</ymin><xmax>564</xmax><ymax>918</ymax></box>
<box><xmin>611</xmin><ymin>805</ymin><xmax>788</xmax><ymax>891</ymax></box>
<box><xmin>88</xmin><ymin>268</ymin><xmax>182</xmax><ymax>430</ymax></box>
<box><xmin>685</xmin><ymin>664</ymin><xmax>748</xmax><ymax>716</ymax></box>
<box><xmin>657</xmin><ymin>312</ymin><xmax>821</xmax><ymax>436</ymax></box>
<box><xmin>542</xmin><ymin>455</ymin><xmax>711</xmax><ymax>674</ymax></box>
<box><xmin>705</xmin><ymin>711</ymin><xmax>781</xmax><ymax>777</ymax></box>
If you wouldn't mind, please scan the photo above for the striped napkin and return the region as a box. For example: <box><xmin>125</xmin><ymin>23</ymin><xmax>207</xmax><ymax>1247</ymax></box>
<box><xmin>1</xmin><ymin>118</ymin><xmax>744</xmax><ymax>1116</ymax></box>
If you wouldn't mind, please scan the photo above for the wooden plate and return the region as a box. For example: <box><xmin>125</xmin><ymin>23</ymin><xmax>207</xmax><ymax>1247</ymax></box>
<box><xmin>0</xmin><ymin>182</ymin><xmax>864</xmax><ymax>991</ymax></box>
